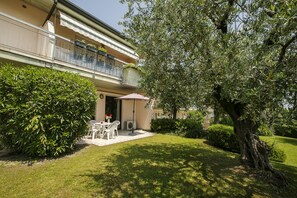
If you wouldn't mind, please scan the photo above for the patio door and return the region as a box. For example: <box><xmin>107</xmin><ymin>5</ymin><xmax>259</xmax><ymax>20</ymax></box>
<box><xmin>105</xmin><ymin>96</ymin><xmax>121</xmax><ymax>125</ymax></box>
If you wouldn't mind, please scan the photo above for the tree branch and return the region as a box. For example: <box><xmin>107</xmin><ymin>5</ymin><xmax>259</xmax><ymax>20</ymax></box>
<box><xmin>278</xmin><ymin>34</ymin><xmax>297</xmax><ymax>65</ymax></box>
<box><xmin>217</xmin><ymin>0</ymin><xmax>235</xmax><ymax>34</ymax></box>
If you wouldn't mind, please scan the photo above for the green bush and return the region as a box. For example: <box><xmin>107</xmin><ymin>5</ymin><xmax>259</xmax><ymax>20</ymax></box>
<box><xmin>151</xmin><ymin>118</ymin><xmax>177</xmax><ymax>133</ymax></box>
<box><xmin>207</xmin><ymin>124</ymin><xmax>239</xmax><ymax>152</ymax></box>
<box><xmin>175</xmin><ymin>119</ymin><xmax>204</xmax><ymax>138</ymax></box>
<box><xmin>257</xmin><ymin>124</ymin><xmax>274</xmax><ymax>136</ymax></box>
<box><xmin>267</xmin><ymin>143</ymin><xmax>286</xmax><ymax>162</ymax></box>
<box><xmin>219</xmin><ymin>115</ymin><xmax>233</xmax><ymax>126</ymax></box>
<box><xmin>0</xmin><ymin>137</ymin><xmax>4</xmax><ymax>150</ymax></box>
<box><xmin>187</xmin><ymin>110</ymin><xmax>204</xmax><ymax>122</ymax></box>
<box><xmin>274</xmin><ymin>121</ymin><xmax>297</xmax><ymax>138</ymax></box>
<box><xmin>0</xmin><ymin>65</ymin><xmax>97</xmax><ymax>157</ymax></box>
<box><xmin>151</xmin><ymin>118</ymin><xmax>204</xmax><ymax>138</ymax></box>
<box><xmin>207</xmin><ymin>124</ymin><xmax>286</xmax><ymax>162</ymax></box>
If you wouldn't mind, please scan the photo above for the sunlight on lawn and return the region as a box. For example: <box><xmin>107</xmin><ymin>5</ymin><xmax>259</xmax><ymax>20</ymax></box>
<box><xmin>0</xmin><ymin>135</ymin><xmax>296</xmax><ymax>197</ymax></box>
<box><xmin>261</xmin><ymin>136</ymin><xmax>297</xmax><ymax>167</ymax></box>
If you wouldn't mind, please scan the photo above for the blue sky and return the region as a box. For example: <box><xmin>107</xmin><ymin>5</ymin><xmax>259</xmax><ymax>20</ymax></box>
<box><xmin>70</xmin><ymin>0</ymin><xmax>128</xmax><ymax>32</ymax></box>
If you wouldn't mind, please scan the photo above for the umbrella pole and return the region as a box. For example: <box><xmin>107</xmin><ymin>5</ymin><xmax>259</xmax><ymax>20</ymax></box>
<box><xmin>132</xmin><ymin>99</ymin><xmax>135</xmax><ymax>133</ymax></box>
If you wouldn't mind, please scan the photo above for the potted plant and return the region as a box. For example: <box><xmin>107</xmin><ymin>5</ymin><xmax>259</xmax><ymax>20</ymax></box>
<box><xmin>107</xmin><ymin>54</ymin><xmax>115</xmax><ymax>59</ymax></box>
<box><xmin>74</xmin><ymin>39</ymin><xmax>86</xmax><ymax>48</ymax></box>
<box><xmin>97</xmin><ymin>47</ymin><xmax>107</xmax><ymax>56</ymax></box>
<box><xmin>86</xmin><ymin>43</ymin><xmax>97</xmax><ymax>53</ymax></box>
<box><xmin>123</xmin><ymin>63</ymin><xmax>143</xmax><ymax>86</ymax></box>
<box><xmin>105</xmin><ymin>114</ymin><xmax>112</xmax><ymax>123</ymax></box>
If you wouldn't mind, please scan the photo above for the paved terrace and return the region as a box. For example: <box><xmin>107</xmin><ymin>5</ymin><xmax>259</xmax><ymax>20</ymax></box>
<box><xmin>80</xmin><ymin>130</ymin><xmax>155</xmax><ymax>146</ymax></box>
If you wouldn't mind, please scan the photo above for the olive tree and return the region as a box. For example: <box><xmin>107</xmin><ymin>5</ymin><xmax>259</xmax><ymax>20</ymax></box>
<box><xmin>121</xmin><ymin>0</ymin><xmax>297</xmax><ymax>185</ymax></box>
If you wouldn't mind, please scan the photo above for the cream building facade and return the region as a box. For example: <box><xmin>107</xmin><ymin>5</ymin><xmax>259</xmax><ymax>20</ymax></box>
<box><xmin>0</xmin><ymin>0</ymin><xmax>153</xmax><ymax>130</ymax></box>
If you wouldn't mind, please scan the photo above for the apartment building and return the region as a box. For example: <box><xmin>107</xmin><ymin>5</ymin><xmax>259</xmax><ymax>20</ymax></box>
<box><xmin>0</xmin><ymin>0</ymin><xmax>153</xmax><ymax>130</ymax></box>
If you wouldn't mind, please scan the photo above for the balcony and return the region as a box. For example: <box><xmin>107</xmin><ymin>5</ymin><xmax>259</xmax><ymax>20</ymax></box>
<box><xmin>54</xmin><ymin>38</ymin><xmax>123</xmax><ymax>78</ymax></box>
<box><xmin>0</xmin><ymin>12</ymin><xmax>124</xmax><ymax>80</ymax></box>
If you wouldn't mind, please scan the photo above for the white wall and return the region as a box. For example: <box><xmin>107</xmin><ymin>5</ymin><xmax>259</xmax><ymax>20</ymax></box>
<box><xmin>121</xmin><ymin>100</ymin><xmax>134</xmax><ymax>130</ymax></box>
<box><xmin>136</xmin><ymin>100</ymin><xmax>153</xmax><ymax>130</ymax></box>
<box><xmin>95</xmin><ymin>93</ymin><xmax>106</xmax><ymax>122</ymax></box>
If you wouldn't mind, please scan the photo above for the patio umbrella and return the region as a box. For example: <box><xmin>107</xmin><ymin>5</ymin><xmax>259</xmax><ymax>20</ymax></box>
<box><xmin>117</xmin><ymin>93</ymin><xmax>149</xmax><ymax>134</ymax></box>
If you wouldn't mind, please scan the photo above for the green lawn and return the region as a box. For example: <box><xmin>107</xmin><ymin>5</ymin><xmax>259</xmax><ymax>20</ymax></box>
<box><xmin>261</xmin><ymin>136</ymin><xmax>297</xmax><ymax>167</ymax></box>
<box><xmin>0</xmin><ymin>134</ymin><xmax>296</xmax><ymax>197</ymax></box>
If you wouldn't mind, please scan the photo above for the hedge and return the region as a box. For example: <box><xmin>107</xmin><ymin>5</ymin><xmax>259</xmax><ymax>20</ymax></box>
<box><xmin>207</xmin><ymin>124</ymin><xmax>286</xmax><ymax>162</ymax></box>
<box><xmin>0</xmin><ymin>65</ymin><xmax>97</xmax><ymax>157</ymax></box>
<box><xmin>151</xmin><ymin>118</ymin><xmax>176</xmax><ymax>133</ymax></box>
<box><xmin>151</xmin><ymin>118</ymin><xmax>204</xmax><ymax>138</ymax></box>
<box><xmin>274</xmin><ymin>122</ymin><xmax>297</xmax><ymax>138</ymax></box>
<box><xmin>207</xmin><ymin>124</ymin><xmax>239</xmax><ymax>152</ymax></box>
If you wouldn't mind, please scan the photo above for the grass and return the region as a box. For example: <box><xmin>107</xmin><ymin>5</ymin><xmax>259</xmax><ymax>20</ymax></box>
<box><xmin>0</xmin><ymin>134</ymin><xmax>296</xmax><ymax>197</ymax></box>
<box><xmin>261</xmin><ymin>135</ymin><xmax>297</xmax><ymax>167</ymax></box>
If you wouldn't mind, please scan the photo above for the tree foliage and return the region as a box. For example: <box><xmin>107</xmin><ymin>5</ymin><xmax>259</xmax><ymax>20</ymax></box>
<box><xmin>121</xmin><ymin>0</ymin><xmax>297</xmax><ymax>185</ymax></box>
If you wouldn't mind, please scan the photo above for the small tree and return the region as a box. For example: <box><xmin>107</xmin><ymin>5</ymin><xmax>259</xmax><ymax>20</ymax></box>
<box><xmin>141</xmin><ymin>62</ymin><xmax>192</xmax><ymax>119</ymax></box>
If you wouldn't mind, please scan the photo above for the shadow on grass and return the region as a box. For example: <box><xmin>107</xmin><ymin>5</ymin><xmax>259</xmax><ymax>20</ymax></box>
<box><xmin>0</xmin><ymin>143</ymin><xmax>88</xmax><ymax>165</ymax></box>
<box><xmin>80</xmin><ymin>143</ymin><xmax>294</xmax><ymax>197</ymax></box>
<box><xmin>273</xmin><ymin>162</ymin><xmax>297</xmax><ymax>189</ymax></box>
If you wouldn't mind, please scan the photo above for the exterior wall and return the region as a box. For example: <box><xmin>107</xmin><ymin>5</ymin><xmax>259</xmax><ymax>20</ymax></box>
<box><xmin>120</xmin><ymin>100</ymin><xmax>153</xmax><ymax>130</ymax></box>
<box><xmin>95</xmin><ymin>93</ymin><xmax>153</xmax><ymax>130</ymax></box>
<box><xmin>0</xmin><ymin>0</ymin><xmax>47</xmax><ymax>26</ymax></box>
<box><xmin>121</xmin><ymin>100</ymin><xmax>134</xmax><ymax>130</ymax></box>
<box><xmin>136</xmin><ymin>101</ymin><xmax>153</xmax><ymax>130</ymax></box>
<box><xmin>95</xmin><ymin>92</ymin><xmax>106</xmax><ymax>122</ymax></box>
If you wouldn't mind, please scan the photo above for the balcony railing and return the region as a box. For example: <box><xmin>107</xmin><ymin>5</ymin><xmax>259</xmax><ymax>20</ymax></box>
<box><xmin>54</xmin><ymin>38</ymin><xmax>123</xmax><ymax>78</ymax></box>
<box><xmin>0</xmin><ymin>12</ymin><xmax>124</xmax><ymax>79</ymax></box>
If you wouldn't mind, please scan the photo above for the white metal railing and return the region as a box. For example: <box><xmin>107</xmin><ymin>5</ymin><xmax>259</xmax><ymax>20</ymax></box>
<box><xmin>0</xmin><ymin>12</ymin><xmax>125</xmax><ymax>78</ymax></box>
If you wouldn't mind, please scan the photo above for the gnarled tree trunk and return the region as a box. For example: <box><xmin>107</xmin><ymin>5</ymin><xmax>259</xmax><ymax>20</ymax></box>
<box><xmin>213</xmin><ymin>86</ymin><xmax>288</xmax><ymax>186</ymax></box>
<box><xmin>233</xmin><ymin>119</ymin><xmax>272</xmax><ymax>170</ymax></box>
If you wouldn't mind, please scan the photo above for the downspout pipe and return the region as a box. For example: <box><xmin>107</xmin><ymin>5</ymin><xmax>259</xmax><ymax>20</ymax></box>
<box><xmin>42</xmin><ymin>0</ymin><xmax>57</xmax><ymax>27</ymax></box>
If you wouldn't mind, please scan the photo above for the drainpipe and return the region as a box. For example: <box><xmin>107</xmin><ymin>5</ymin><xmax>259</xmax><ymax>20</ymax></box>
<box><xmin>42</xmin><ymin>0</ymin><xmax>58</xmax><ymax>27</ymax></box>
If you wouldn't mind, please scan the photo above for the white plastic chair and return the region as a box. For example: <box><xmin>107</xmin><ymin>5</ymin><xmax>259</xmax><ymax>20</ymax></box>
<box><xmin>104</xmin><ymin>122</ymin><xmax>119</xmax><ymax>140</ymax></box>
<box><xmin>92</xmin><ymin>123</ymin><xmax>104</xmax><ymax>140</ymax></box>
<box><xmin>87</xmin><ymin>120</ymin><xmax>97</xmax><ymax>138</ymax></box>
<box><xmin>113</xmin><ymin>120</ymin><xmax>120</xmax><ymax>136</ymax></box>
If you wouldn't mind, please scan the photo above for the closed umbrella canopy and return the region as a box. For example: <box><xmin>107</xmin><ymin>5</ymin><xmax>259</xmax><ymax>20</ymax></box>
<box><xmin>117</xmin><ymin>93</ymin><xmax>149</xmax><ymax>134</ymax></box>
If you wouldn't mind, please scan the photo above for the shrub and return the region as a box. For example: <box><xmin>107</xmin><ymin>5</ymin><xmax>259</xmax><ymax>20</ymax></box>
<box><xmin>267</xmin><ymin>143</ymin><xmax>286</xmax><ymax>162</ymax></box>
<box><xmin>274</xmin><ymin>121</ymin><xmax>297</xmax><ymax>138</ymax></box>
<box><xmin>0</xmin><ymin>65</ymin><xmax>97</xmax><ymax>157</ymax></box>
<box><xmin>151</xmin><ymin>118</ymin><xmax>204</xmax><ymax>138</ymax></box>
<box><xmin>219</xmin><ymin>114</ymin><xmax>233</xmax><ymax>126</ymax></box>
<box><xmin>207</xmin><ymin>124</ymin><xmax>239</xmax><ymax>152</ymax></box>
<box><xmin>175</xmin><ymin>119</ymin><xmax>204</xmax><ymax>138</ymax></box>
<box><xmin>0</xmin><ymin>137</ymin><xmax>3</xmax><ymax>150</ymax></box>
<box><xmin>207</xmin><ymin>125</ymin><xmax>286</xmax><ymax>162</ymax></box>
<box><xmin>151</xmin><ymin>118</ymin><xmax>177</xmax><ymax>133</ymax></box>
<box><xmin>257</xmin><ymin>124</ymin><xmax>274</xmax><ymax>136</ymax></box>
<box><xmin>187</xmin><ymin>110</ymin><xmax>204</xmax><ymax>122</ymax></box>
